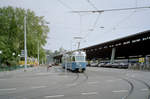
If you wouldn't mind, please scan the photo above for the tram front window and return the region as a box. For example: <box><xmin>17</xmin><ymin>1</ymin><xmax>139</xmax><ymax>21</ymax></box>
<box><xmin>75</xmin><ymin>56</ymin><xmax>85</xmax><ymax>62</ymax></box>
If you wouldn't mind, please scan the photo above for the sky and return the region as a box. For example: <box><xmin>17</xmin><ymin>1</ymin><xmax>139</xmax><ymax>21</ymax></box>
<box><xmin>1</xmin><ymin>0</ymin><xmax>150</xmax><ymax>51</ymax></box>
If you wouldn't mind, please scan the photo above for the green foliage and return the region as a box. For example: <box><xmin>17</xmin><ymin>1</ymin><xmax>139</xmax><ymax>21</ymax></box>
<box><xmin>0</xmin><ymin>6</ymin><xmax>49</xmax><ymax>66</ymax></box>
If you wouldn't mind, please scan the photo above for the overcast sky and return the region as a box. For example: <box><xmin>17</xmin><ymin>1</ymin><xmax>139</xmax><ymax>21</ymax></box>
<box><xmin>1</xmin><ymin>0</ymin><xmax>150</xmax><ymax>51</ymax></box>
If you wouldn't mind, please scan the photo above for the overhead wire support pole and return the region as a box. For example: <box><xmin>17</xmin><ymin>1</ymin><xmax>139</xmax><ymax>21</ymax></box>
<box><xmin>24</xmin><ymin>11</ymin><xmax>27</xmax><ymax>71</ymax></box>
<box><xmin>38</xmin><ymin>40</ymin><xmax>39</xmax><ymax>66</ymax></box>
<box><xmin>71</xmin><ymin>6</ymin><xmax>150</xmax><ymax>13</ymax></box>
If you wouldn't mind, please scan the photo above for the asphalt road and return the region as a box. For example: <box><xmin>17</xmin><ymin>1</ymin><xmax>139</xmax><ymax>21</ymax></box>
<box><xmin>0</xmin><ymin>66</ymin><xmax>150</xmax><ymax>99</ymax></box>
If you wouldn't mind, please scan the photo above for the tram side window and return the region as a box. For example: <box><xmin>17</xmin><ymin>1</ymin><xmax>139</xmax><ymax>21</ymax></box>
<box><xmin>72</xmin><ymin>56</ymin><xmax>75</xmax><ymax>62</ymax></box>
<box><xmin>75</xmin><ymin>56</ymin><xmax>85</xmax><ymax>62</ymax></box>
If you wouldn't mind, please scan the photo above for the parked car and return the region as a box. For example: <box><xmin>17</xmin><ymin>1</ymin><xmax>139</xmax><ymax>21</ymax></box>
<box><xmin>111</xmin><ymin>62</ymin><xmax>120</xmax><ymax>68</ymax></box>
<box><xmin>104</xmin><ymin>63</ymin><xmax>113</xmax><ymax>67</ymax></box>
<box><xmin>90</xmin><ymin>62</ymin><xmax>98</xmax><ymax>67</ymax></box>
<box><xmin>98</xmin><ymin>63</ymin><xmax>105</xmax><ymax>67</ymax></box>
<box><xmin>118</xmin><ymin>63</ymin><xmax>129</xmax><ymax>69</ymax></box>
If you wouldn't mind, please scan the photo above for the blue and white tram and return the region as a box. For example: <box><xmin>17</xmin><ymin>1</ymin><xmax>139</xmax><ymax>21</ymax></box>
<box><xmin>62</xmin><ymin>51</ymin><xmax>86</xmax><ymax>72</ymax></box>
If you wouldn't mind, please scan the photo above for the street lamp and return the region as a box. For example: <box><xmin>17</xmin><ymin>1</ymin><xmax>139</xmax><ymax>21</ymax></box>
<box><xmin>0</xmin><ymin>50</ymin><xmax>2</xmax><ymax>66</ymax></box>
<box><xmin>12</xmin><ymin>52</ymin><xmax>15</xmax><ymax>56</ymax></box>
<box><xmin>24</xmin><ymin>11</ymin><xmax>27</xmax><ymax>71</ymax></box>
<box><xmin>38</xmin><ymin>40</ymin><xmax>39</xmax><ymax>66</ymax></box>
<box><xmin>0</xmin><ymin>50</ymin><xmax>2</xmax><ymax>54</ymax></box>
<box><xmin>37</xmin><ymin>22</ymin><xmax>50</xmax><ymax>66</ymax></box>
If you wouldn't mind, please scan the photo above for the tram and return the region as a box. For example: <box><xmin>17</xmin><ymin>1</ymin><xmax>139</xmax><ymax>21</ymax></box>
<box><xmin>62</xmin><ymin>50</ymin><xmax>86</xmax><ymax>72</ymax></box>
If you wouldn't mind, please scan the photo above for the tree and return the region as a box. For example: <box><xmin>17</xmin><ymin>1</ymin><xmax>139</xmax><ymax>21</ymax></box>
<box><xmin>0</xmin><ymin>6</ymin><xmax>49</xmax><ymax>66</ymax></box>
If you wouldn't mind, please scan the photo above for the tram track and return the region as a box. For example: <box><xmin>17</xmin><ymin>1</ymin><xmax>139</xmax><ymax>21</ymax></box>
<box><xmin>119</xmin><ymin>77</ymin><xmax>150</xmax><ymax>99</ymax></box>
<box><xmin>121</xmin><ymin>78</ymin><xmax>134</xmax><ymax>99</ymax></box>
<box><xmin>69</xmin><ymin>72</ymin><xmax>88</xmax><ymax>86</ymax></box>
<box><xmin>2</xmin><ymin>70</ymin><xmax>86</xmax><ymax>97</ymax></box>
<box><xmin>90</xmin><ymin>67</ymin><xmax>150</xmax><ymax>99</ymax></box>
<box><xmin>45</xmin><ymin>71</ymin><xmax>88</xmax><ymax>91</ymax></box>
<box><xmin>131</xmin><ymin>78</ymin><xmax>150</xmax><ymax>99</ymax></box>
<box><xmin>90</xmin><ymin>69</ymin><xmax>134</xmax><ymax>99</ymax></box>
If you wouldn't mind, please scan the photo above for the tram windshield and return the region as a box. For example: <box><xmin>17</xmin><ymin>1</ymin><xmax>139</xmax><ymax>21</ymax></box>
<box><xmin>75</xmin><ymin>56</ymin><xmax>85</xmax><ymax>62</ymax></box>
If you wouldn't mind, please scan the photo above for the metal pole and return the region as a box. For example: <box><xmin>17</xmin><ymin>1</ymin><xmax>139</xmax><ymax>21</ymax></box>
<box><xmin>77</xmin><ymin>42</ymin><xmax>80</xmax><ymax>49</ymax></box>
<box><xmin>0</xmin><ymin>55</ymin><xmax>1</xmax><ymax>67</ymax></box>
<box><xmin>38</xmin><ymin>40</ymin><xmax>39</xmax><ymax>66</ymax></box>
<box><xmin>24</xmin><ymin>12</ymin><xmax>27</xmax><ymax>71</ymax></box>
<box><xmin>64</xmin><ymin>54</ymin><xmax>67</xmax><ymax>74</ymax></box>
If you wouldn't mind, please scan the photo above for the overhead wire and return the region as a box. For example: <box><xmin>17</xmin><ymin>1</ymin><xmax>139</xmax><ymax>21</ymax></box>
<box><xmin>57</xmin><ymin>0</ymin><xmax>84</xmax><ymax>50</ymax></box>
<box><xmin>86</xmin><ymin>0</ymin><xmax>98</xmax><ymax>10</ymax></box>
<box><xmin>90</xmin><ymin>0</ymin><xmax>145</xmax><ymax>42</ymax></box>
<box><xmin>84</xmin><ymin>13</ymin><xmax>101</xmax><ymax>38</ymax></box>
<box><xmin>71</xmin><ymin>6</ymin><xmax>150</xmax><ymax>13</ymax></box>
<box><xmin>57</xmin><ymin>0</ymin><xmax>74</xmax><ymax>11</ymax></box>
<box><xmin>84</xmin><ymin>0</ymin><xmax>102</xmax><ymax>39</ymax></box>
<box><xmin>107</xmin><ymin>11</ymin><xmax>136</xmax><ymax>33</ymax></box>
<box><xmin>57</xmin><ymin>0</ymin><xmax>149</xmax><ymax>48</ymax></box>
<box><xmin>110</xmin><ymin>0</ymin><xmax>138</xmax><ymax>31</ymax></box>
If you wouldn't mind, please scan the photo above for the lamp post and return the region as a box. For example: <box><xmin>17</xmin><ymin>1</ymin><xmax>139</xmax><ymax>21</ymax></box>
<box><xmin>0</xmin><ymin>50</ymin><xmax>2</xmax><ymax>66</ymax></box>
<box><xmin>37</xmin><ymin>22</ymin><xmax>50</xmax><ymax>66</ymax></box>
<box><xmin>38</xmin><ymin>40</ymin><xmax>39</xmax><ymax>66</ymax></box>
<box><xmin>18</xmin><ymin>54</ymin><xmax>20</xmax><ymax>62</ymax></box>
<box><xmin>24</xmin><ymin>11</ymin><xmax>27</xmax><ymax>71</ymax></box>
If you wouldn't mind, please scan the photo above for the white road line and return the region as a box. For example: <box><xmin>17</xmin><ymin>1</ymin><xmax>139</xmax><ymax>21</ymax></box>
<box><xmin>126</xmin><ymin>74</ymin><xmax>129</xmax><ymax>76</ymax></box>
<box><xmin>36</xmin><ymin>73</ymin><xmax>59</xmax><ymax>75</ymax></box>
<box><xmin>106</xmin><ymin>80</ymin><xmax>115</xmax><ymax>82</ymax></box>
<box><xmin>0</xmin><ymin>79</ymin><xmax>7</xmax><ymax>80</ymax></box>
<box><xmin>141</xmin><ymin>88</ymin><xmax>149</xmax><ymax>91</ymax></box>
<box><xmin>106</xmin><ymin>79</ymin><xmax>121</xmax><ymax>82</ymax></box>
<box><xmin>131</xmin><ymin>75</ymin><xmax>135</xmax><ymax>77</ymax></box>
<box><xmin>0</xmin><ymin>88</ymin><xmax>16</xmax><ymax>91</ymax></box>
<box><xmin>87</xmin><ymin>81</ymin><xmax>99</xmax><ymax>84</ymax></box>
<box><xmin>45</xmin><ymin>95</ymin><xmax>64</xmax><ymax>98</ymax></box>
<box><xmin>66</xmin><ymin>83</ymin><xmax>77</xmax><ymax>87</ymax></box>
<box><xmin>112</xmin><ymin>90</ymin><xmax>128</xmax><ymax>93</ymax></box>
<box><xmin>81</xmin><ymin>92</ymin><xmax>98</xmax><ymax>95</ymax></box>
<box><xmin>31</xmin><ymin>86</ymin><xmax>47</xmax><ymax>89</ymax></box>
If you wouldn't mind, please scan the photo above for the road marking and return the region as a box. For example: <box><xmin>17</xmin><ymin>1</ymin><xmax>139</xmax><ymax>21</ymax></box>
<box><xmin>87</xmin><ymin>81</ymin><xmax>99</xmax><ymax>84</ymax></box>
<box><xmin>31</xmin><ymin>86</ymin><xmax>47</xmax><ymax>89</ymax></box>
<box><xmin>66</xmin><ymin>83</ymin><xmax>77</xmax><ymax>87</ymax></box>
<box><xmin>131</xmin><ymin>75</ymin><xmax>135</xmax><ymax>77</ymax></box>
<box><xmin>81</xmin><ymin>92</ymin><xmax>98</xmax><ymax>95</ymax></box>
<box><xmin>126</xmin><ymin>74</ymin><xmax>129</xmax><ymax>76</ymax></box>
<box><xmin>141</xmin><ymin>88</ymin><xmax>149</xmax><ymax>91</ymax></box>
<box><xmin>36</xmin><ymin>73</ymin><xmax>59</xmax><ymax>75</ymax></box>
<box><xmin>106</xmin><ymin>80</ymin><xmax>115</xmax><ymax>82</ymax></box>
<box><xmin>45</xmin><ymin>95</ymin><xmax>64</xmax><ymax>98</ymax></box>
<box><xmin>0</xmin><ymin>88</ymin><xmax>16</xmax><ymax>91</ymax></box>
<box><xmin>0</xmin><ymin>79</ymin><xmax>7</xmax><ymax>80</ymax></box>
<box><xmin>112</xmin><ymin>90</ymin><xmax>128</xmax><ymax>93</ymax></box>
<box><xmin>106</xmin><ymin>79</ymin><xmax>121</xmax><ymax>82</ymax></box>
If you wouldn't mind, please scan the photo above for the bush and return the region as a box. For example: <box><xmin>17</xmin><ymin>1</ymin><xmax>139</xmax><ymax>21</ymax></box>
<box><xmin>5</xmin><ymin>60</ymin><xmax>18</xmax><ymax>66</ymax></box>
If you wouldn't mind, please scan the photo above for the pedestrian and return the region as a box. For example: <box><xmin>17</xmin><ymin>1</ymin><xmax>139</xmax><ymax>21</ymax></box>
<box><xmin>47</xmin><ymin>64</ymin><xmax>52</xmax><ymax>71</ymax></box>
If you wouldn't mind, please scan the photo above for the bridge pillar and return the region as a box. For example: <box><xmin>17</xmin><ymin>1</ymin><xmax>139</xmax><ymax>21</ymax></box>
<box><xmin>145</xmin><ymin>55</ymin><xmax>150</xmax><ymax>69</ymax></box>
<box><xmin>110</xmin><ymin>47</ymin><xmax>116</xmax><ymax>64</ymax></box>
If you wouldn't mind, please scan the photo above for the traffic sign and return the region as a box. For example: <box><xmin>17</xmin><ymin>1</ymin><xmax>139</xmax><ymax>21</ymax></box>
<box><xmin>21</xmin><ymin>50</ymin><xmax>24</xmax><ymax>56</ymax></box>
<box><xmin>139</xmin><ymin>58</ymin><xmax>144</xmax><ymax>63</ymax></box>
